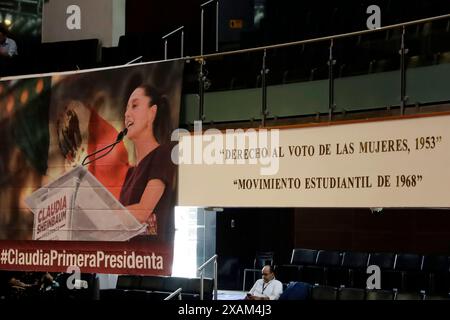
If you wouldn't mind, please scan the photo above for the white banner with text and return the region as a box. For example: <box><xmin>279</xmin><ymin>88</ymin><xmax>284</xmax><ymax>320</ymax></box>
<box><xmin>177</xmin><ymin>114</ymin><xmax>450</xmax><ymax>208</ymax></box>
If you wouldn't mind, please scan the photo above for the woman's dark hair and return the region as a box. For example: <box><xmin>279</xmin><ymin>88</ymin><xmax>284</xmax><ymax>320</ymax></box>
<box><xmin>138</xmin><ymin>84</ymin><xmax>171</xmax><ymax>143</ymax></box>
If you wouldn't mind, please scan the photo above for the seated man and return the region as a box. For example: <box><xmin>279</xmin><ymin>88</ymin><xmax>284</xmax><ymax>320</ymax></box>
<box><xmin>246</xmin><ymin>265</ymin><xmax>283</xmax><ymax>300</ymax></box>
<box><xmin>0</xmin><ymin>24</ymin><xmax>18</xmax><ymax>76</ymax></box>
<box><xmin>0</xmin><ymin>25</ymin><xmax>18</xmax><ymax>58</ymax></box>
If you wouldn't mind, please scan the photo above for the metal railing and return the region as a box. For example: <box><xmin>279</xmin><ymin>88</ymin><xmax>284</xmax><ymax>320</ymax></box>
<box><xmin>200</xmin><ymin>0</ymin><xmax>219</xmax><ymax>55</ymax></box>
<box><xmin>162</xmin><ymin>26</ymin><xmax>184</xmax><ymax>60</ymax></box>
<box><xmin>174</xmin><ymin>13</ymin><xmax>450</xmax><ymax>123</ymax></box>
<box><xmin>125</xmin><ymin>56</ymin><xmax>143</xmax><ymax>65</ymax></box>
<box><xmin>198</xmin><ymin>254</ymin><xmax>218</xmax><ymax>300</ymax></box>
<box><xmin>164</xmin><ymin>287</ymin><xmax>183</xmax><ymax>300</ymax></box>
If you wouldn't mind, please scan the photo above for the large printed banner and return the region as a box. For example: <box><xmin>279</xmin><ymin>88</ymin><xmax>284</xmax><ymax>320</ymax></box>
<box><xmin>0</xmin><ymin>60</ymin><xmax>183</xmax><ymax>275</ymax></box>
<box><xmin>178</xmin><ymin>114</ymin><xmax>450</xmax><ymax>208</ymax></box>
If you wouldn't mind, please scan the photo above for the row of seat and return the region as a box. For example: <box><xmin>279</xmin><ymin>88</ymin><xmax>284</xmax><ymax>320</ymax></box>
<box><xmin>287</xmin><ymin>249</ymin><xmax>449</xmax><ymax>273</ymax></box>
<box><xmin>274</xmin><ymin>249</ymin><xmax>450</xmax><ymax>293</ymax></box>
<box><xmin>0</xmin><ymin>38</ymin><xmax>100</xmax><ymax>77</ymax></box>
<box><xmin>309</xmin><ymin>285</ymin><xmax>450</xmax><ymax>301</ymax></box>
<box><xmin>255</xmin><ymin>1</ymin><xmax>450</xmax><ymax>48</ymax></box>
<box><xmin>100</xmin><ymin>275</ymin><xmax>214</xmax><ymax>301</ymax></box>
<box><xmin>189</xmin><ymin>52</ymin><xmax>450</xmax><ymax>93</ymax></box>
<box><xmin>185</xmin><ymin>29</ymin><xmax>450</xmax><ymax>92</ymax></box>
<box><xmin>0</xmin><ymin>272</ymin><xmax>212</xmax><ymax>301</ymax></box>
<box><xmin>0</xmin><ymin>272</ymin><xmax>99</xmax><ymax>300</ymax></box>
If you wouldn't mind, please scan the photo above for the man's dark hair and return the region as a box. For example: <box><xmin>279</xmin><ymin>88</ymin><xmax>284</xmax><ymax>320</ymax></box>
<box><xmin>265</xmin><ymin>265</ymin><xmax>275</xmax><ymax>274</ymax></box>
<box><xmin>0</xmin><ymin>25</ymin><xmax>8</xmax><ymax>35</ymax></box>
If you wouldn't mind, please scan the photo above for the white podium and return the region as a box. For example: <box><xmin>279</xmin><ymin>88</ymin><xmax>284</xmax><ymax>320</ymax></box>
<box><xmin>25</xmin><ymin>166</ymin><xmax>147</xmax><ymax>241</ymax></box>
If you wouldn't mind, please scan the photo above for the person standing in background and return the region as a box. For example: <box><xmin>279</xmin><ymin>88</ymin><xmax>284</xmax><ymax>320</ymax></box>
<box><xmin>0</xmin><ymin>25</ymin><xmax>18</xmax><ymax>58</ymax></box>
<box><xmin>0</xmin><ymin>24</ymin><xmax>18</xmax><ymax>76</ymax></box>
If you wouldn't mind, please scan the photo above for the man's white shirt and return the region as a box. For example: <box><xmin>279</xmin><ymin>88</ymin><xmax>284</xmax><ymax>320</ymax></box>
<box><xmin>0</xmin><ymin>38</ymin><xmax>18</xmax><ymax>57</ymax></box>
<box><xmin>249</xmin><ymin>278</ymin><xmax>283</xmax><ymax>300</ymax></box>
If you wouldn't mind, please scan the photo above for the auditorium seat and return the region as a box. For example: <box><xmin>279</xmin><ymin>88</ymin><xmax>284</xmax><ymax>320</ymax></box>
<box><xmin>421</xmin><ymin>255</ymin><xmax>450</xmax><ymax>294</ymax></box>
<box><xmin>264</xmin><ymin>49</ymin><xmax>285</xmax><ymax>86</ymax></box>
<box><xmin>301</xmin><ymin>250</ymin><xmax>341</xmax><ymax>285</ymax></box>
<box><xmin>71</xmin><ymin>39</ymin><xmax>100</xmax><ymax>69</ymax></box>
<box><xmin>290</xmin><ymin>248</ymin><xmax>319</xmax><ymax>282</ymax></box>
<box><xmin>337</xmin><ymin>251</ymin><xmax>369</xmax><ymax>288</ymax></box>
<box><xmin>424</xmin><ymin>294</ymin><xmax>450</xmax><ymax>300</ymax></box>
<box><xmin>429</xmin><ymin>33</ymin><xmax>450</xmax><ymax>55</ymax></box>
<box><xmin>118</xmin><ymin>34</ymin><xmax>145</xmax><ymax>62</ymax></box>
<box><xmin>101</xmin><ymin>47</ymin><xmax>123</xmax><ymax>66</ymax></box>
<box><xmin>369</xmin><ymin>55</ymin><xmax>400</xmax><ymax>74</ymax></box>
<box><xmin>100</xmin><ymin>275</ymin><xmax>213</xmax><ymax>300</ymax></box>
<box><xmin>367</xmin><ymin>252</ymin><xmax>396</xmax><ymax>289</ymax></box>
<box><xmin>149</xmin><ymin>291</ymin><xmax>172</xmax><ymax>300</ymax></box>
<box><xmin>316</xmin><ymin>250</ymin><xmax>341</xmax><ymax>267</ymax></box>
<box><xmin>407</xmin><ymin>55</ymin><xmax>432</xmax><ymax>68</ymax></box>
<box><xmin>394</xmin><ymin>291</ymin><xmax>424</xmax><ymax>300</ymax></box>
<box><xmin>100</xmin><ymin>275</ymin><xmax>141</xmax><ymax>300</ymax></box>
<box><xmin>368</xmin><ymin>252</ymin><xmax>396</xmax><ymax>270</ymax></box>
<box><xmin>388</xmin><ymin>253</ymin><xmax>423</xmax><ymax>291</ymax></box>
<box><xmin>40</xmin><ymin>39</ymin><xmax>99</xmax><ymax>73</ymax></box>
<box><xmin>342</xmin><ymin>252</ymin><xmax>370</xmax><ymax>269</ymax></box>
<box><xmin>161</xmin><ymin>276</ymin><xmax>212</xmax><ymax>300</ymax></box>
<box><xmin>365</xmin><ymin>289</ymin><xmax>395</xmax><ymax>300</ymax></box>
<box><xmin>291</xmin><ymin>248</ymin><xmax>318</xmax><ymax>266</ymax></box>
<box><xmin>337</xmin><ymin>287</ymin><xmax>365</xmax><ymax>300</ymax></box>
<box><xmin>338</xmin><ymin>60</ymin><xmax>371</xmax><ymax>78</ymax></box>
<box><xmin>311</xmin><ymin>285</ymin><xmax>338</xmax><ymax>300</ymax></box>
<box><xmin>274</xmin><ymin>264</ymin><xmax>302</xmax><ymax>284</ymax></box>
<box><xmin>116</xmin><ymin>275</ymin><xmax>141</xmax><ymax>290</ymax></box>
<box><xmin>125</xmin><ymin>289</ymin><xmax>154</xmax><ymax>301</ymax></box>
<box><xmin>140</xmin><ymin>275</ymin><xmax>166</xmax><ymax>292</ymax></box>
<box><xmin>280</xmin><ymin>46</ymin><xmax>310</xmax><ymax>83</ymax></box>
<box><xmin>163</xmin><ymin>277</ymin><xmax>189</xmax><ymax>293</ymax></box>
<box><xmin>437</xmin><ymin>52</ymin><xmax>450</xmax><ymax>64</ymax></box>
<box><xmin>184</xmin><ymin>277</ymin><xmax>214</xmax><ymax>300</ymax></box>
<box><xmin>273</xmin><ymin>248</ymin><xmax>318</xmax><ymax>284</ymax></box>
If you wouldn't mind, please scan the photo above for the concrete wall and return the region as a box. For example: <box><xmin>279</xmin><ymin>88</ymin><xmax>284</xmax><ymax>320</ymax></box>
<box><xmin>42</xmin><ymin>0</ymin><xmax>125</xmax><ymax>47</ymax></box>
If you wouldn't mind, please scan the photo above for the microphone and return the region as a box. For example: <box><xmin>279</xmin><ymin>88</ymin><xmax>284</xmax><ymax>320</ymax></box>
<box><xmin>116</xmin><ymin>127</ymin><xmax>128</xmax><ymax>142</ymax></box>
<box><xmin>81</xmin><ymin>127</ymin><xmax>128</xmax><ymax>166</ymax></box>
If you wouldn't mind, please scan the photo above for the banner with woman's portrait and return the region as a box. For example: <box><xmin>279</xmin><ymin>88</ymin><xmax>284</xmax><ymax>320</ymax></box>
<box><xmin>0</xmin><ymin>60</ymin><xmax>183</xmax><ymax>275</ymax></box>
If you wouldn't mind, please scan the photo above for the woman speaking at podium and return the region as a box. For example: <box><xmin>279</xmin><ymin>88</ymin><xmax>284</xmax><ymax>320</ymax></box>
<box><xmin>118</xmin><ymin>84</ymin><xmax>176</xmax><ymax>242</ymax></box>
